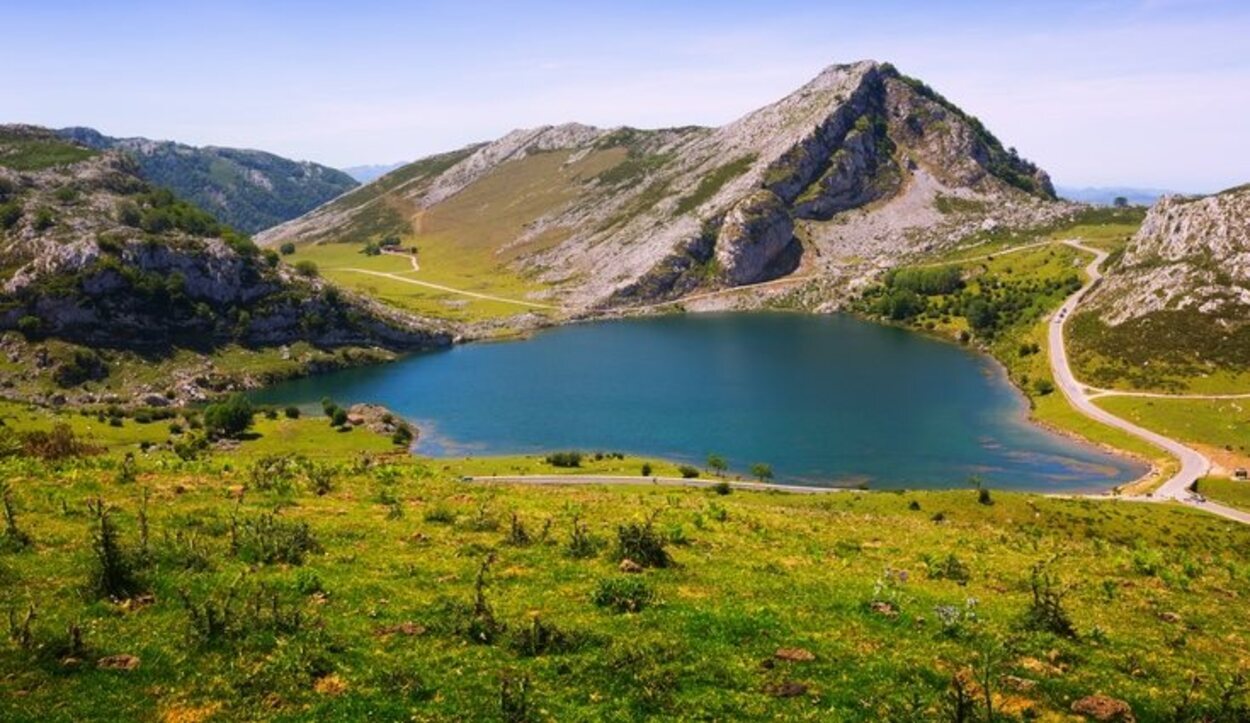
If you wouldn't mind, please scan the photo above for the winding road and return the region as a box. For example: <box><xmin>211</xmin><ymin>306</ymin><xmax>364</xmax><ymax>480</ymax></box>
<box><xmin>1049</xmin><ymin>240</ymin><xmax>1250</xmax><ymax>523</ymax></box>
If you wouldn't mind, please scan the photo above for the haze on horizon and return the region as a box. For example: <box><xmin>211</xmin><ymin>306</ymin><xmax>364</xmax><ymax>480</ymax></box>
<box><xmin>4</xmin><ymin>0</ymin><xmax>1247</xmax><ymax>193</ymax></box>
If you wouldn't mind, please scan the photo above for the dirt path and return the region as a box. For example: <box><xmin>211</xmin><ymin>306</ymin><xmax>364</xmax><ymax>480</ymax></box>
<box><xmin>381</xmin><ymin>248</ymin><xmax>420</xmax><ymax>271</ymax></box>
<box><xmin>335</xmin><ymin>267</ymin><xmax>560</xmax><ymax>311</ymax></box>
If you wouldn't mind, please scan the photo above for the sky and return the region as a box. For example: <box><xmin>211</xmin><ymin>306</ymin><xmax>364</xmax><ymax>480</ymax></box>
<box><xmin>3</xmin><ymin>0</ymin><xmax>1247</xmax><ymax>192</ymax></box>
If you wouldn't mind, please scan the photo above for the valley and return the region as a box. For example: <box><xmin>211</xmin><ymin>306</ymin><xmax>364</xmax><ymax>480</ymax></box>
<box><xmin>3</xmin><ymin>32</ymin><xmax>1250</xmax><ymax>721</ymax></box>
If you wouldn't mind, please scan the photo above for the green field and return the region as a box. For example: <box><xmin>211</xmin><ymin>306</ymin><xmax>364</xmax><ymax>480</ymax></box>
<box><xmin>288</xmin><ymin>243</ymin><xmax>558</xmax><ymax>324</ymax></box>
<box><xmin>2</xmin><ymin>408</ymin><xmax>1250</xmax><ymax>721</ymax></box>
<box><xmin>1196</xmin><ymin>477</ymin><xmax>1250</xmax><ymax>513</ymax></box>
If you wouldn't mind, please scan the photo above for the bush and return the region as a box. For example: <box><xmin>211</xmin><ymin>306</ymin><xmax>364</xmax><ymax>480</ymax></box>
<box><xmin>231</xmin><ymin>511</ymin><xmax>321</xmax><ymax>566</ymax></box>
<box><xmin>1032</xmin><ymin>379</ymin><xmax>1055</xmax><ymax>396</ymax></box>
<box><xmin>16</xmin><ymin>423</ymin><xmax>98</xmax><ymax>460</ymax></box>
<box><xmin>925</xmin><ymin>553</ymin><xmax>971</xmax><ymax>585</ymax></box>
<box><xmin>678</xmin><ymin>465</ymin><xmax>699</xmax><ymax>479</ymax></box>
<box><xmin>331</xmin><ymin>408</ymin><xmax>349</xmax><ymax>428</ymax></box>
<box><xmin>712</xmin><ymin>481</ymin><xmax>732</xmax><ymax>495</ymax></box>
<box><xmin>545</xmin><ymin>451</ymin><xmax>582</xmax><ymax>468</ymax></box>
<box><xmin>1022</xmin><ymin>559</ymin><xmax>1076</xmax><ymax>638</ymax></box>
<box><xmin>294</xmin><ymin>260</ymin><xmax>319</xmax><ymax>277</ymax></box>
<box><xmin>284</xmin><ymin>405</ymin><xmax>301</xmax><ymax>419</ymax></box>
<box><xmin>16</xmin><ymin>315</ymin><xmax>40</xmax><ymax>339</ymax></box>
<box><xmin>203</xmin><ymin>393</ymin><xmax>254</xmax><ymax>439</ymax></box>
<box><xmin>592</xmin><ymin>576</ymin><xmax>654</xmax><ymax>613</ymax></box>
<box><xmin>640</xmin><ymin>463</ymin><xmax>653</xmax><ymax>476</ymax></box>
<box><xmin>615</xmin><ymin>514</ymin><xmax>671</xmax><ymax>568</ymax></box>
<box><xmin>565</xmin><ymin>515</ymin><xmax>603</xmax><ymax>559</ymax></box>
<box><xmin>87</xmin><ymin>498</ymin><xmax>144</xmax><ymax>600</ymax></box>
<box><xmin>279</xmin><ymin>242</ymin><xmax>296</xmax><ymax>256</ymax></box>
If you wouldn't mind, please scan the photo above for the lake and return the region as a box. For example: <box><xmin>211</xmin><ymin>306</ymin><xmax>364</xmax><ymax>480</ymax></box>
<box><xmin>253</xmin><ymin>313</ymin><xmax>1146</xmax><ymax>491</ymax></box>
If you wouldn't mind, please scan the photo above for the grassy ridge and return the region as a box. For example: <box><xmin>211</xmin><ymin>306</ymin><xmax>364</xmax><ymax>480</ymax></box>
<box><xmin>2</xmin><ymin>413</ymin><xmax>1250</xmax><ymax>720</ymax></box>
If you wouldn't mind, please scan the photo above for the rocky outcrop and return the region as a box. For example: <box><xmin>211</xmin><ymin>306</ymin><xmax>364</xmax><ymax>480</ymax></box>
<box><xmin>715</xmin><ymin>191</ymin><xmax>796</xmax><ymax>285</ymax></box>
<box><xmin>1085</xmin><ymin>185</ymin><xmax>1250</xmax><ymax>324</ymax></box>
<box><xmin>0</xmin><ymin>126</ymin><xmax>450</xmax><ymax>352</ymax></box>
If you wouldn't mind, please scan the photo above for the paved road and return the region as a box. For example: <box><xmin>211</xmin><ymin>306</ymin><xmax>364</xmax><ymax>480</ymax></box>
<box><xmin>1048</xmin><ymin>240</ymin><xmax>1250</xmax><ymax>523</ymax></box>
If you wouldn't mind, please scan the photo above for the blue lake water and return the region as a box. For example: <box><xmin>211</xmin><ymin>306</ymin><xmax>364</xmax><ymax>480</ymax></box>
<box><xmin>253</xmin><ymin>313</ymin><xmax>1146</xmax><ymax>492</ymax></box>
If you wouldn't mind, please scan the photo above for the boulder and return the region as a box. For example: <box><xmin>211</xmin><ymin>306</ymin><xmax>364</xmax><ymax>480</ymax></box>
<box><xmin>1071</xmin><ymin>695</ymin><xmax>1135</xmax><ymax>722</ymax></box>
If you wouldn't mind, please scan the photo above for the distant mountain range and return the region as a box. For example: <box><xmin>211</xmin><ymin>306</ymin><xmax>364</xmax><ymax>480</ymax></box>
<box><xmin>1056</xmin><ymin>186</ymin><xmax>1181</xmax><ymax>206</ymax></box>
<box><xmin>55</xmin><ymin>127</ymin><xmax>359</xmax><ymax>234</ymax></box>
<box><xmin>341</xmin><ymin>162</ymin><xmax>408</xmax><ymax>183</ymax></box>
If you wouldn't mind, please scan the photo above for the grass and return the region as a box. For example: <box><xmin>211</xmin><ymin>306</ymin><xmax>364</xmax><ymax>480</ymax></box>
<box><xmin>1195</xmin><ymin>477</ymin><xmax>1250</xmax><ymax>513</ymax></box>
<box><xmin>2</xmin><ymin>411</ymin><xmax>1250</xmax><ymax>721</ymax></box>
<box><xmin>287</xmin><ymin>149</ymin><xmax>637</xmax><ymax>323</ymax></box>
<box><xmin>674</xmin><ymin>154</ymin><xmax>757</xmax><ymax>216</ymax></box>
<box><xmin>1095</xmin><ymin>396</ymin><xmax>1250</xmax><ymax>472</ymax></box>
<box><xmin>0</xmin><ymin>134</ymin><xmax>96</xmax><ymax>171</ymax></box>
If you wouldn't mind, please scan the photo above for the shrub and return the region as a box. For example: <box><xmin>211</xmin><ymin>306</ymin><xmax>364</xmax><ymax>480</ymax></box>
<box><xmin>678</xmin><ymin>465</ymin><xmax>699</xmax><ymax>479</ymax></box>
<box><xmin>640</xmin><ymin>463</ymin><xmax>653</xmax><ymax>476</ymax></box>
<box><xmin>86</xmin><ymin>498</ymin><xmax>144</xmax><ymax>600</ymax></box>
<box><xmin>424</xmin><ymin>504</ymin><xmax>456</xmax><ymax>524</ymax></box>
<box><xmin>1022</xmin><ymin>559</ymin><xmax>1076</xmax><ymax>638</ymax></box>
<box><xmin>712</xmin><ymin>481</ymin><xmax>732</xmax><ymax>495</ymax></box>
<box><xmin>1032</xmin><ymin>379</ymin><xmax>1055</xmax><ymax>396</ymax></box>
<box><xmin>509</xmin><ymin>617</ymin><xmax>581</xmax><ymax>657</ymax></box>
<box><xmin>283</xmin><ymin>406</ymin><xmax>301</xmax><ymax>419</ymax></box>
<box><xmin>203</xmin><ymin>393</ymin><xmax>254</xmax><ymax>439</ymax></box>
<box><xmin>615</xmin><ymin>513</ymin><xmax>671</xmax><ymax>568</ymax></box>
<box><xmin>331</xmin><ymin>408</ymin><xmax>349</xmax><ymax>428</ymax></box>
<box><xmin>565</xmin><ymin>515</ymin><xmax>603</xmax><ymax>559</ymax></box>
<box><xmin>545</xmin><ymin>451</ymin><xmax>582</xmax><ymax>468</ymax></box>
<box><xmin>925</xmin><ymin>553</ymin><xmax>971</xmax><ymax>585</ymax></box>
<box><xmin>16</xmin><ymin>315</ymin><xmax>40</xmax><ymax>339</ymax></box>
<box><xmin>279</xmin><ymin>242</ymin><xmax>296</xmax><ymax>255</ymax></box>
<box><xmin>1</xmin><ymin>482</ymin><xmax>32</xmax><ymax>551</ymax></box>
<box><xmin>592</xmin><ymin>576</ymin><xmax>654</xmax><ymax>613</ymax></box>
<box><xmin>465</xmin><ymin>553</ymin><xmax>504</xmax><ymax>644</ymax></box>
<box><xmin>505</xmin><ymin>513</ymin><xmax>531</xmax><ymax>546</ymax></box>
<box><xmin>32</xmin><ymin>207</ymin><xmax>55</xmax><ymax>231</ymax></box>
<box><xmin>231</xmin><ymin>511</ymin><xmax>321</xmax><ymax>566</ymax></box>
<box><xmin>18</xmin><ymin>423</ymin><xmax>99</xmax><ymax>460</ymax></box>
<box><xmin>294</xmin><ymin>260</ymin><xmax>319</xmax><ymax>277</ymax></box>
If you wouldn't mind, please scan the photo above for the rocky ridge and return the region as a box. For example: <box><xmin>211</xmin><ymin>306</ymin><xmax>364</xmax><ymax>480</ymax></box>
<box><xmin>259</xmin><ymin>61</ymin><xmax>1071</xmax><ymax>313</ymax></box>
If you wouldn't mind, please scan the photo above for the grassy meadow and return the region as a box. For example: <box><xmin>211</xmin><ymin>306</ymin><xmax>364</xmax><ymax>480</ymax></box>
<box><xmin>2</xmin><ymin>406</ymin><xmax>1250</xmax><ymax>721</ymax></box>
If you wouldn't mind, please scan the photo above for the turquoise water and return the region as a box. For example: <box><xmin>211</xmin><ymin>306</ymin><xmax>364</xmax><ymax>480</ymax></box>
<box><xmin>253</xmin><ymin>313</ymin><xmax>1145</xmax><ymax>491</ymax></box>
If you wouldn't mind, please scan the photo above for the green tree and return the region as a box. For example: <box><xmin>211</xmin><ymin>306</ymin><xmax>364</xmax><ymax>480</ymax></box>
<box><xmin>706</xmin><ymin>453</ymin><xmax>728</xmax><ymax>477</ymax></box>
<box><xmin>279</xmin><ymin>242</ymin><xmax>296</xmax><ymax>256</ymax></box>
<box><xmin>202</xmin><ymin>393</ymin><xmax>254</xmax><ymax>439</ymax></box>
<box><xmin>750</xmin><ymin>463</ymin><xmax>774</xmax><ymax>483</ymax></box>
<box><xmin>331</xmin><ymin>408</ymin><xmax>349</xmax><ymax>428</ymax></box>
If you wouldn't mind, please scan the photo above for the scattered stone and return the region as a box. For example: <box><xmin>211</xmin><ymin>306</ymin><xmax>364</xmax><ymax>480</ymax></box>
<box><xmin>1001</xmin><ymin>675</ymin><xmax>1037</xmax><ymax>692</ymax></box>
<box><xmin>774</xmin><ymin>647</ymin><xmax>816</xmax><ymax>662</ymax></box>
<box><xmin>1071</xmin><ymin>694</ymin><xmax>1135</xmax><ymax>722</ymax></box>
<box><xmin>619</xmin><ymin>559</ymin><xmax>644</xmax><ymax>574</ymax></box>
<box><xmin>1158</xmin><ymin>612</ymin><xmax>1181</xmax><ymax>624</ymax></box>
<box><xmin>97</xmin><ymin>654</ymin><xmax>141</xmax><ymax>671</ymax></box>
<box><xmin>869</xmin><ymin>601</ymin><xmax>898</xmax><ymax>618</ymax></box>
<box><xmin>763</xmin><ymin>681</ymin><xmax>808</xmax><ymax>698</ymax></box>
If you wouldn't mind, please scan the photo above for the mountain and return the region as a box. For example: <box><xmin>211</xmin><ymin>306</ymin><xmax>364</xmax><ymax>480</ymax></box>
<box><xmin>55</xmin><ymin>127</ymin><xmax>359</xmax><ymax>234</ymax></box>
<box><xmin>342</xmin><ymin>162</ymin><xmax>408</xmax><ymax>183</ymax></box>
<box><xmin>1056</xmin><ymin>186</ymin><xmax>1179</xmax><ymax>206</ymax></box>
<box><xmin>259</xmin><ymin>61</ymin><xmax>1067</xmax><ymax>314</ymax></box>
<box><xmin>0</xmin><ymin>125</ymin><xmax>447</xmax><ymax>360</ymax></box>
<box><xmin>1071</xmin><ymin>184</ymin><xmax>1250</xmax><ymax>389</ymax></box>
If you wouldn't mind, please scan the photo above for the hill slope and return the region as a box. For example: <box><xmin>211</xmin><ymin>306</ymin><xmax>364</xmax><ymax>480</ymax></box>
<box><xmin>1071</xmin><ymin>185</ymin><xmax>1250</xmax><ymax>389</ymax></box>
<box><xmin>56</xmin><ymin>127</ymin><xmax>359</xmax><ymax>234</ymax></box>
<box><xmin>260</xmin><ymin>61</ymin><xmax>1068</xmax><ymax>315</ymax></box>
<box><xmin>0</xmin><ymin>126</ymin><xmax>449</xmax><ymax>399</ymax></box>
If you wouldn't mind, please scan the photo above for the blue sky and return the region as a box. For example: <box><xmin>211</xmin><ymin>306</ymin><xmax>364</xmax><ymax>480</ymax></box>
<box><xmin>4</xmin><ymin>0</ymin><xmax>1247</xmax><ymax>191</ymax></box>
